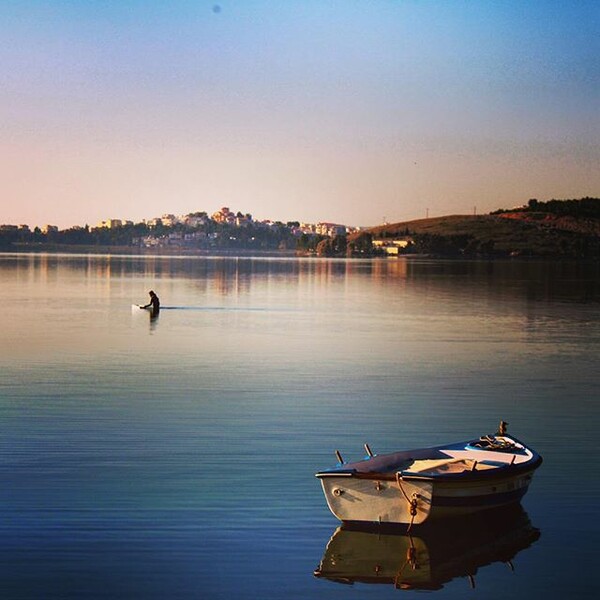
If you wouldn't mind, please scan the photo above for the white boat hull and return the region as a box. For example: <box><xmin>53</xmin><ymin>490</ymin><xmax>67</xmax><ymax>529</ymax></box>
<box><xmin>320</xmin><ymin>475</ymin><xmax>434</xmax><ymax>525</ymax></box>
<box><xmin>316</xmin><ymin>433</ymin><xmax>542</xmax><ymax>525</ymax></box>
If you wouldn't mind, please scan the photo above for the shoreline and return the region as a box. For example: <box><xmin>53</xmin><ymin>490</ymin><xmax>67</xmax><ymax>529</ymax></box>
<box><xmin>0</xmin><ymin>245</ymin><xmax>596</xmax><ymax>262</ymax></box>
<box><xmin>1</xmin><ymin>243</ymin><xmax>300</xmax><ymax>258</ymax></box>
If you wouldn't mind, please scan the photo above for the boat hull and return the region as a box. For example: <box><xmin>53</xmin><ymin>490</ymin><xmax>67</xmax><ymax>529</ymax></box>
<box><xmin>316</xmin><ymin>434</ymin><xmax>541</xmax><ymax>525</ymax></box>
<box><xmin>319</xmin><ymin>469</ymin><xmax>535</xmax><ymax>524</ymax></box>
<box><xmin>319</xmin><ymin>475</ymin><xmax>434</xmax><ymax>525</ymax></box>
<box><xmin>427</xmin><ymin>468</ymin><xmax>535</xmax><ymax>519</ymax></box>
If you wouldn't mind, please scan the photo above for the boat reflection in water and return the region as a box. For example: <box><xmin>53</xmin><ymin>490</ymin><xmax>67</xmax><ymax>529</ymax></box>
<box><xmin>314</xmin><ymin>505</ymin><xmax>540</xmax><ymax>591</ymax></box>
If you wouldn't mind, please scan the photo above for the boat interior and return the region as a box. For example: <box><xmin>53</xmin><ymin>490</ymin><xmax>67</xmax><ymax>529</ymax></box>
<box><xmin>334</xmin><ymin>436</ymin><xmax>533</xmax><ymax>477</ymax></box>
<box><xmin>404</xmin><ymin>457</ymin><xmax>499</xmax><ymax>475</ymax></box>
<box><xmin>398</xmin><ymin>444</ymin><xmax>532</xmax><ymax>476</ymax></box>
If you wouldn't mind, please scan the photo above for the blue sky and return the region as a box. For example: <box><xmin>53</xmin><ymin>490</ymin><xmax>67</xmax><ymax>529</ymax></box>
<box><xmin>1</xmin><ymin>0</ymin><xmax>598</xmax><ymax>227</ymax></box>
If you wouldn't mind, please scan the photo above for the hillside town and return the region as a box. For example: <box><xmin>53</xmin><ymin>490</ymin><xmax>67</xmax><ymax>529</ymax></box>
<box><xmin>0</xmin><ymin>206</ymin><xmax>374</xmax><ymax>256</ymax></box>
<box><xmin>130</xmin><ymin>207</ymin><xmax>354</xmax><ymax>250</ymax></box>
<box><xmin>2</xmin><ymin>198</ymin><xmax>598</xmax><ymax>258</ymax></box>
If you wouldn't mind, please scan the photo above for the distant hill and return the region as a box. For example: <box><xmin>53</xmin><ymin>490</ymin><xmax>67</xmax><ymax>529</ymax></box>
<box><xmin>366</xmin><ymin>198</ymin><xmax>600</xmax><ymax>258</ymax></box>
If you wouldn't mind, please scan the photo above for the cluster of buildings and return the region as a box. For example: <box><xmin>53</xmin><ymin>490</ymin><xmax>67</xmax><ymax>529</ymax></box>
<box><xmin>372</xmin><ymin>238</ymin><xmax>412</xmax><ymax>255</ymax></box>
<box><xmin>92</xmin><ymin>213</ymin><xmax>208</xmax><ymax>231</ymax></box>
<box><xmin>135</xmin><ymin>209</ymin><xmax>417</xmax><ymax>253</ymax></box>
<box><xmin>2</xmin><ymin>207</ymin><xmax>357</xmax><ymax>239</ymax></box>
<box><xmin>210</xmin><ymin>207</ymin><xmax>352</xmax><ymax>238</ymax></box>
<box><xmin>94</xmin><ymin>207</ymin><xmax>358</xmax><ymax>246</ymax></box>
<box><xmin>137</xmin><ymin>230</ymin><xmax>212</xmax><ymax>249</ymax></box>
<box><xmin>4</xmin><ymin>207</ymin><xmax>418</xmax><ymax>254</ymax></box>
<box><xmin>210</xmin><ymin>207</ymin><xmax>252</xmax><ymax>227</ymax></box>
<box><xmin>95</xmin><ymin>219</ymin><xmax>133</xmax><ymax>229</ymax></box>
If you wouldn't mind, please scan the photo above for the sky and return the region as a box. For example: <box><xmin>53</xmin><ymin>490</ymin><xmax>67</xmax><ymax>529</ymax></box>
<box><xmin>0</xmin><ymin>0</ymin><xmax>598</xmax><ymax>229</ymax></box>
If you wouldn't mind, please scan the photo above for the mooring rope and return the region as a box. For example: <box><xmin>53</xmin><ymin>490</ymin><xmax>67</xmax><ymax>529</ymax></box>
<box><xmin>395</xmin><ymin>472</ymin><xmax>418</xmax><ymax>532</ymax></box>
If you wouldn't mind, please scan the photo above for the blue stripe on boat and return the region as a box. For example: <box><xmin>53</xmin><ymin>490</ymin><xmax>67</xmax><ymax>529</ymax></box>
<box><xmin>432</xmin><ymin>488</ymin><xmax>527</xmax><ymax>507</ymax></box>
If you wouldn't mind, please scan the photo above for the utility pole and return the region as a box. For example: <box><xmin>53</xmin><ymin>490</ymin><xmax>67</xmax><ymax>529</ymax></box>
<box><xmin>426</xmin><ymin>208</ymin><xmax>429</xmax><ymax>219</ymax></box>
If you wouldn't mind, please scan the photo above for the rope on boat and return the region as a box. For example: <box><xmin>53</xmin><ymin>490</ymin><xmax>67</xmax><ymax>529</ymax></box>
<box><xmin>395</xmin><ymin>472</ymin><xmax>418</xmax><ymax>532</ymax></box>
<box><xmin>471</xmin><ymin>435</ymin><xmax>516</xmax><ymax>452</ymax></box>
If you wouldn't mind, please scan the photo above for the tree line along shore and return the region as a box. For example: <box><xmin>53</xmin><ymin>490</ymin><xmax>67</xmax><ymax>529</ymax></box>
<box><xmin>1</xmin><ymin>197</ymin><xmax>599</xmax><ymax>259</ymax></box>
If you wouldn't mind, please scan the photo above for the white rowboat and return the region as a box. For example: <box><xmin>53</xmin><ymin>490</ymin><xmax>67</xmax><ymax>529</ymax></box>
<box><xmin>315</xmin><ymin>425</ymin><xmax>542</xmax><ymax>526</ymax></box>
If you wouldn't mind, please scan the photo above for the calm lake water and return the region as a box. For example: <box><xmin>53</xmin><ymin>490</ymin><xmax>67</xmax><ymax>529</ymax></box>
<box><xmin>1</xmin><ymin>253</ymin><xmax>599</xmax><ymax>599</ymax></box>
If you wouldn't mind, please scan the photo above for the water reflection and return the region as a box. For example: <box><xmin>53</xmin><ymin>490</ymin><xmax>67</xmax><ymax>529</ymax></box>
<box><xmin>148</xmin><ymin>307</ymin><xmax>160</xmax><ymax>332</ymax></box>
<box><xmin>314</xmin><ymin>505</ymin><xmax>540</xmax><ymax>591</ymax></box>
<box><xmin>1</xmin><ymin>253</ymin><xmax>598</xmax><ymax>303</ymax></box>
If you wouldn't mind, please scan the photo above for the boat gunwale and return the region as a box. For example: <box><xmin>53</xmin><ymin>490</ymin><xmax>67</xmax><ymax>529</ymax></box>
<box><xmin>315</xmin><ymin>436</ymin><xmax>542</xmax><ymax>483</ymax></box>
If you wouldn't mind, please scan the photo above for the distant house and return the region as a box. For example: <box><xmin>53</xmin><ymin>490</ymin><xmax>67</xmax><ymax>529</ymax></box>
<box><xmin>372</xmin><ymin>237</ymin><xmax>413</xmax><ymax>255</ymax></box>
<box><xmin>96</xmin><ymin>219</ymin><xmax>122</xmax><ymax>229</ymax></box>
<box><xmin>316</xmin><ymin>222</ymin><xmax>346</xmax><ymax>237</ymax></box>
<box><xmin>41</xmin><ymin>224</ymin><xmax>59</xmax><ymax>234</ymax></box>
<box><xmin>212</xmin><ymin>207</ymin><xmax>235</xmax><ymax>224</ymax></box>
<box><xmin>299</xmin><ymin>223</ymin><xmax>316</xmax><ymax>234</ymax></box>
<box><xmin>183</xmin><ymin>214</ymin><xmax>208</xmax><ymax>228</ymax></box>
<box><xmin>141</xmin><ymin>235</ymin><xmax>164</xmax><ymax>247</ymax></box>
